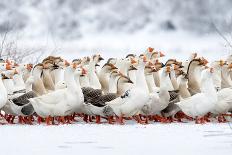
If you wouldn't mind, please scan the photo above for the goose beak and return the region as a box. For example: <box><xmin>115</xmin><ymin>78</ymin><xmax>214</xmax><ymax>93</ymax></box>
<box><xmin>159</xmin><ymin>51</ymin><xmax>165</xmax><ymax>57</ymax></box>
<box><xmin>203</xmin><ymin>58</ymin><xmax>209</xmax><ymax>65</ymax></box>
<box><xmin>14</xmin><ymin>69</ymin><xmax>18</xmax><ymax>74</ymax></box>
<box><xmin>111</xmin><ymin>65</ymin><xmax>118</xmax><ymax>70</ymax></box>
<box><xmin>166</xmin><ymin>66</ymin><xmax>171</xmax><ymax>73</ymax></box>
<box><xmin>228</xmin><ymin>63</ymin><xmax>232</xmax><ymax>69</ymax></box>
<box><xmin>99</xmin><ymin>56</ymin><xmax>104</xmax><ymax>61</ymax></box>
<box><xmin>27</xmin><ymin>64</ymin><xmax>33</xmax><ymax>71</ymax></box>
<box><xmin>127</xmin><ymin>78</ymin><xmax>133</xmax><ymax>84</ymax></box>
<box><xmin>148</xmin><ymin>47</ymin><xmax>154</xmax><ymax>53</ymax></box>
<box><xmin>65</xmin><ymin>60</ymin><xmax>70</xmax><ymax>66</ymax></box>
<box><xmin>82</xmin><ymin>68</ymin><xmax>87</xmax><ymax>75</ymax></box>
<box><xmin>143</xmin><ymin>56</ymin><xmax>147</xmax><ymax>63</ymax></box>
<box><xmin>6</xmin><ymin>64</ymin><xmax>12</xmax><ymax>70</ymax></box>
<box><xmin>219</xmin><ymin>60</ymin><xmax>224</xmax><ymax>66</ymax></box>
<box><xmin>210</xmin><ymin>68</ymin><xmax>214</xmax><ymax>73</ymax></box>
<box><xmin>129</xmin><ymin>65</ymin><xmax>137</xmax><ymax>71</ymax></box>
<box><xmin>130</xmin><ymin>58</ymin><xmax>137</xmax><ymax>64</ymax></box>
<box><xmin>72</xmin><ymin>63</ymin><xmax>77</xmax><ymax>69</ymax></box>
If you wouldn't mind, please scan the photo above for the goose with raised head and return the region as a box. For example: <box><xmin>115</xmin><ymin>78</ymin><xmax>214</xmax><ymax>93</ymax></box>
<box><xmin>175</xmin><ymin>68</ymin><xmax>217</xmax><ymax>123</ymax></box>
<box><xmin>144</xmin><ymin>62</ymin><xmax>159</xmax><ymax>93</ymax></box>
<box><xmin>153</xmin><ymin>60</ymin><xmax>165</xmax><ymax>87</ymax></box>
<box><xmin>42</xmin><ymin>60</ymin><xmax>55</xmax><ymax>91</ymax></box>
<box><xmin>187</xmin><ymin>58</ymin><xmax>207</xmax><ymax>95</ymax></box>
<box><xmin>32</xmin><ymin>63</ymin><xmax>47</xmax><ymax>96</ymax></box>
<box><xmin>99</xmin><ymin>63</ymin><xmax>118</xmax><ymax>93</ymax></box>
<box><xmin>88</xmin><ymin>54</ymin><xmax>103</xmax><ymax>89</ymax></box>
<box><xmin>143</xmin><ymin>66</ymin><xmax>171</xmax><ymax>118</ymax></box>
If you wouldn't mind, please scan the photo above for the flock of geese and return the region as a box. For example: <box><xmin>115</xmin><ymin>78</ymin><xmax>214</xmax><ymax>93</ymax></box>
<box><xmin>1</xmin><ymin>47</ymin><xmax>232</xmax><ymax>125</ymax></box>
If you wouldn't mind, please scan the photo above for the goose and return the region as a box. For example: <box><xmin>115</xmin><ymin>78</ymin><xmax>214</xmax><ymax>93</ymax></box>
<box><xmin>0</xmin><ymin>73</ymin><xmax>8</xmax><ymax>113</ymax></box>
<box><xmin>108</xmin><ymin>70</ymin><xmax>121</xmax><ymax>94</ymax></box>
<box><xmin>183</xmin><ymin>53</ymin><xmax>198</xmax><ymax>72</ymax></box>
<box><xmin>106</xmin><ymin>56</ymin><xmax>150</xmax><ymax>124</ymax></box>
<box><xmin>31</xmin><ymin>63</ymin><xmax>47</xmax><ymax>96</ymax></box>
<box><xmin>144</xmin><ymin>62</ymin><xmax>159</xmax><ymax>93</ymax></box>
<box><xmin>126</xmin><ymin>54</ymin><xmax>137</xmax><ymax>84</ymax></box>
<box><xmin>153</xmin><ymin>60</ymin><xmax>165</xmax><ymax>87</ymax></box>
<box><xmin>143</xmin><ymin>66</ymin><xmax>172</xmax><ymax>119</ymax></box>
<box><xmin>1</xmin><ymin>72</ymin><xmax>35</xmax><ymax>124</ymax></box>
<box><xmin>29</xmin><ymin>64</ymin><xmax>84</xmax><ymax>125</ymax></box>
<box><xmin>175</xmin><ymin>68</ymin><xmax>217</xmax><ymax>123</ymax></box>
<box><xmin>221</xmin><ymin>63</ymin><xmax>232</xmax><ymax>88</ymax></box>
<box><xmin>211</xmin><ymin>60</ymin><xmax>226</xmax><ymax>90</ymax></box>
<box><xmin>83</xmin><ymin>74</ymin><xmax>133</xmax><ymax>124</ymax></box>
<box><xmin>99</xmin><ymin>63</ymin><xmax>118</xmax><ymax>93</ymax></box>
<box><xmin>42</xmin><ymin>60</ymin><xmax>55</xmax><ymax>91</ymax></box>
<box><xmin>187</xmin><ymin>58</ymin><xmax>207</xmax><ymax>95</ymax></box>
<box><xmin>162</xmin><ymin>72</ymin><xmax>190</xmax><ymax>120</ymax></box>
<box><xmin>88</xmin><ymin>55</ymin><xmax>103</xmax><ymax>89</ymax></box>
<box><xmin>21</xmin><ymin>64</ymin><xmax>33</xmax><ymax>82</ymax></box>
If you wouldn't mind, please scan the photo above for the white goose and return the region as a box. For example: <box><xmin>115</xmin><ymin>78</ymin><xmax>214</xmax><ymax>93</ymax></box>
<box><xmin>175</xmin><ymin>68</ymin><xmax>218</xmax><ymax>123</ymax></box>
<box><xmin>29</xmin><ymin>64</ymin><xmax>84</xmax><ymax>124</ymax></box>
<box><xmin>106</xmin><ymin>56</ymin><xmax>150</xmax><ymax>124</ymax></box>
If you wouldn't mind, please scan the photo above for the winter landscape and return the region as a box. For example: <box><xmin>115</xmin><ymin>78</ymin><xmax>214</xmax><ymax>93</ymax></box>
<box><xmin>1</xmin><ymin>0</ymin><xmax>232</xmax><ymax>155</ymax></box>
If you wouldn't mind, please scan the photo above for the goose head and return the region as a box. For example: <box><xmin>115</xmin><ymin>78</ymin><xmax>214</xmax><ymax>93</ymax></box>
<box><xmin>43</xmin><ymin>60</ymin><xmax>54</xmax><ymax>70</ymax></box>
<box><xmin>72</xmin><ymin>59</ymin><xmax>82</xmax><ymax>66</ymax></box>
<box><xmin>93</xmin><ymin>54</ymin><xmax>104</xmax><ymax>66</ymax></box>
<box><xmin>107</xmin><ymin>58</ymin><xmax>117</xmax><ymax>65</ymax></box>
<box><xmin>154</xmin><ymin>60</ymin><xmax>165</xmax><ymax>71</ymax></box>
<box><xmin>151</xmin><ymin>51</ymin><xmax>165</xmax><ymax>60</ymax></box>
<box><xmin>101</xmin><ymin>63</ymin><xmax>118</xmax><ymax>73</ymax></box>
<box><xmin>144</xmin><ymin>62</ymin><xmax>156</xmax><ymax>74</ymax></box>
<box><xmin>81</xmin><ymin>56</ymin><xmax>90</xmax><ymax>66</ymax></box>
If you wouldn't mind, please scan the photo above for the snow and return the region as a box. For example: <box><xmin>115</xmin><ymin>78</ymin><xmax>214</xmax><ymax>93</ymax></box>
<box><xmin>1</xmin><ymin>122</ymin><xmax>232</xmax><ymax>155</ymax></box>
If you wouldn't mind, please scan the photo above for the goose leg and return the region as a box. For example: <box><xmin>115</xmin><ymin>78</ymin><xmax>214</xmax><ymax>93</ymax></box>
<box><xmin>107</xmin><ymin>116</ymin><xmax>114</xmax><ymax>124</ymax></box>
<box><xmin>117</xmin><ymin>115</ymin><xmax>125</xmax><ymax>125</ymax></box>
<box><xmin>218</xmin><ymin>114</ymin><xmax>227</xmax><ymax>123</ymax></box>
<box><xmin>96</xmin><ymin>115</ymin><xmax>101</xmax><ymax>124</ymax></box>
<box><xmin>83</xmin><ymin>114</ymin><xmax>89</xmax><ymax>123</ymax></box>
<box><xmin>46</xmin><ymin>116</ymin><xmax>52</xmax><ymax>125</ymax></box>
<box><xmin>18</xmin><ymin>116</ymin><xmax>24</xmax><ymax>124</ymax></box>
<box><xmin>37</xmin><ymin>116</ymin><xmax>43</xmax><ymax>124</ymax></box>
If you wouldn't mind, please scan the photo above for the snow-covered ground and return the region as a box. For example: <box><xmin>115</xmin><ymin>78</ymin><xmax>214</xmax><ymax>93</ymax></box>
<box><xmin>1</xmin><ymin>122</ymin><xmax>232</xmax><ymax>155</ymax></box>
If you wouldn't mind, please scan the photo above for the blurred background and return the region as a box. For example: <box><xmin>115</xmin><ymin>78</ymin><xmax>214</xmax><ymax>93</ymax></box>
<box><xmin>0</xmin><ymin>0</ymin><xmax>232</xmax><ymax>62</ymax></box>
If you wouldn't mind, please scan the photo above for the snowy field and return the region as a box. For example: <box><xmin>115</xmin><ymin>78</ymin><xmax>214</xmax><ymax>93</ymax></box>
<box><xmin>1</xmin><ymin>122</ymin><xmax>232</xmax><ymax>155</ymax></box>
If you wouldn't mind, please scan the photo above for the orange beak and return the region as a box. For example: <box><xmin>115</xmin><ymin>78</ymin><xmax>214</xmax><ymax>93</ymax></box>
<box><xmin>27</xmin><ymin>64</ymin><xmax>32</xmax><ymax>70</ymax></box>
<box><xmin>72</xmin><ymin>63</ymin><xmax>77</xmax><ymax>69</ymax></box>
<box><xmin>130</xmin><ymin>58</ymin><xmax>137</xmax><ymax>64</ymax></box>
<box><xmin>82</xmin><ymin>68</ymin><xmax>87</xmax><ymax>75</ymax></box>
<box><xmin>65</xmin><ymin>60</ymin><xmax>70</xmax><ymax>66</ymax></box>
<box><xmin>148</xmin><ymin>47</ymin><xmax>154</xmax><ymax>53</ymax></box>
<box><xmin>159</xmin><ymin>51</ymin><xmax>165</xmax><ymax>57</ymax></box>
<box><xmin>143</xmin><ymin>56</ymin><xmax>147</xmax><ymax>62</ymax></box>
<box><xmin>203</xmin><ymin>58</ymin><xmax>209</xmax><ymax>65</ymax></box>
<box><xmin>228</xmin><ymin>63</ymin><xmax>232</xmax><ymax>69</ymax></box>
<box><xmin>166</xmin><ymin>66</ymin><xmax>171</xmax><ymax>73</ymax></box>
<box><xmin>6</xmin><ymin>64</ymin><xmax>12</xmax><ymax>70</ymax></box>
<box><xmin>219</xmin><ymin>60</ymin><xmax>224</xmax><ymax>66</ymax></box>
